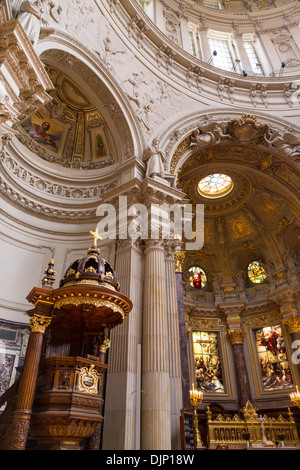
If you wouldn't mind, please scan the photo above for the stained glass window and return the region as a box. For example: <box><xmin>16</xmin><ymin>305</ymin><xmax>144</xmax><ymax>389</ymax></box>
<box><xmin>198</xmin><ymin>174</ymin><xmax>233</xmax><ymax>199</ymax></box>
<box><xmin>192</xmin><ymin>331</ymin><xmax>225</xmax><ymax>393</ymax></box>
<box><xmin>254</xmin><ymin>325</ymin><xmax>293</xmax><ymax>392</ymax></box>
<box><xmin>247</xmin><ymin>261</ymin><xmax>267</xmax><ymax>284</ymax></box>
<box><xmin>188</xmin><ymin>266</ymin><xmax>207</xmax><ymax>289</ymax></box>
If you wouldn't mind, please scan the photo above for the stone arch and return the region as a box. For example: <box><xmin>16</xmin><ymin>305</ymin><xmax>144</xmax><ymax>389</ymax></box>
<box><xmin>34</xmin><ymin>32</ymin><xmax>145</xmax><ymax>165</ymax></box>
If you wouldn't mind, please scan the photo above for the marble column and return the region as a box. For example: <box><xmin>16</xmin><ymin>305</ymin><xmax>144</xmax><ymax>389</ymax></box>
<box><xmin>5</xmin><ymin>312</ymin><xmax>52</xmax><ymax>450</ymax></box>
<box><xmin>175</xmin><ymin>253</ymin><xmax>190</xmax><ymax>410</ymax></box>
<box><xmin>141</xmin><ymin>239</ymin><xmax>171</xmax><ymax>450</ymax></box>
<box><xmin>227</xmin><ymin>328</ymin><xmax>252</xmax><ymax>408</ymax></box>
<box><xmin>102</xmin><ymin>239</ymin><xmax>143</xmax><ymax>450</ymax></box>
<box><xmin>164</xmin><ymin>242</ymin><xmax>183</xmax><ymax>449</ymax></box>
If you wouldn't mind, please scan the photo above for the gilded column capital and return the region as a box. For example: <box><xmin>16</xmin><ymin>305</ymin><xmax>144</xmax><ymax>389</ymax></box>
<box><xmin>227</xmin><ymin>328</ymin><xmax>244</xmax><ymax>344</ymax></box>
<box><xmin>29</xmin><ymin>314</ymin><xmax>52</xmax><ymax>334</ymax></box>
<box><xmin>175</xmin><ymin>251</ymin><xmax>185</xmax><ymax>272</ymax></box>
<box><xmin>283</xmin><ymin>315</ymin><xmax>300</xmax><ymax>334</ymax></box>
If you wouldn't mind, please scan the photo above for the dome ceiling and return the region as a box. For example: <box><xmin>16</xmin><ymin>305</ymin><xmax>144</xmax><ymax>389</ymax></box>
<box><xmin>171</xmin><ymin>115</ymin><xmax>300</xmax><ymax>297</ymax></box>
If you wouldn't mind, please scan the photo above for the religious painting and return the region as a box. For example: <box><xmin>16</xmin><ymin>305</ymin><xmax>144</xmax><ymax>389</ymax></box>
<box><xmin>254</xmin><ymin>324</ymin><xmax>294</xmax><ymax>392</ymax></box>
<box><xmin>247</xmin><ymin>261</ymin><xmax>267</xmax><ymax>284</ymax></box>
<box><xmin>93</xmin><ymin>131</ymin><xmax>108</xmax><ymax>158</ymax></box>
<box><xmin>188</xmin><ymin>266</ymin><xmax>207</xmax><ymax>289</ymax></box>
<box><xmin>192</xmin><ymin>330</ymin><xmax>225</xmax><ymax>393</ymax></box>
<box><xmin>21</xmin><ymin>113</ymin><xmax>64</xmax><ymax>154</ymax></box>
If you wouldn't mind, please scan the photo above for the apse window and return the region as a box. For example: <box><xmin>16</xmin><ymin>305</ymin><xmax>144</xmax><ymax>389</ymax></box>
<box><xmin>188</xmin><ymin>266</ymin><xmax>207</xmax><ymax>289</ymax></box>
<box><xmin>192</xmin><ymin>330</ymin><xmax>225</xmax><ymax>393</ymax></box>
<box><xmin>247</xmin><ymin>261</ymin><xmax>267</xmax><ymax>284</ymax></box>
<box><xmin>198</xmin><ymin>173</ymin><xmax>234</xmax><ymax>199</ymax></box>
<box><xmin>254</xmin><ymin>324</ymin><xmax>294</xmax><ymax>392</ymax></box>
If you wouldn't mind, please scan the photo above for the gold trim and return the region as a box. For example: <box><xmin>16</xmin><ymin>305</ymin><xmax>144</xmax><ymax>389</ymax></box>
<box><xmin>175</xmin><ymin>251</ymin><xmax>185</xmax><ymax>272</ymax></box>
<box><xmin>78</xmin><ymin>365</ymin><xmax>100</xmax><ymax>395</ymax></box>
<box><xmin>29</xmin><ymin>314</ymin><xmax>52</xmax><ymax>333</ymax></box>
<box><xmin>244</xmin><ymin>311</ymin><xmax>281</xmax><ymax>327</ymax></box>
<box><xmin>54</xmin><ymin>296</ymin><xmax>125</xmax><ymax>318</ymax></box>
<box><xmin>227</xmin><ymin>328</ymin><xmax>244</xmax><ymax>344</ymax></box>
<box><xmin>283</xmin><ymin>315</ymin><xmax>300</xmax><ymax>334</ymax></box>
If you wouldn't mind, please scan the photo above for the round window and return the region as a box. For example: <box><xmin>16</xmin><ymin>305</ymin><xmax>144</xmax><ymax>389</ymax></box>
<box><xmin>198</xmin><ymin>174</ymin><xmax>234</xmax><ymax>199</ymax></box>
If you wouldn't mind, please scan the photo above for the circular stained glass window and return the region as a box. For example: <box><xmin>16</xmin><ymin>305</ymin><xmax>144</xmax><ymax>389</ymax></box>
<box><xmin>198</xmin><ymin>174</ymin><xmax>234</xmax><ymax>199</ymax></box>
<box><xmin>188</xmin><ymin>266</ymin><xmax>207</xmax><ymax>289</ymax></box>
<box><xmin>247</xmin><ymin>261</ymin><xmax>267</xmax><ymax>284</ymax></box>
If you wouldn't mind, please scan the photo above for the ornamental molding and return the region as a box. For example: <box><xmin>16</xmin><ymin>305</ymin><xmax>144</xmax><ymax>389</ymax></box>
<box><xmin>243</xmin><ymin>310</ymin><xmax>282</xmax><ymax>327</ymax></box>
<box><xmin>103</xmin><ymin>0</ymin><xmax>300</xmax><ymax>110</ymax></box>
<box><xmin>186</xmin><ymin>317</ymin><xmax>226</xmax><ymax>329</ymax></box>
<box><xmin>0</xmin><ymin>174</ymin><xmax>97</xmax><ymax>222</ymax></box>
<box><xmin>1</xmin><ymin>150</ymin><xmax>118</xmax><ymax>201</ymax></box>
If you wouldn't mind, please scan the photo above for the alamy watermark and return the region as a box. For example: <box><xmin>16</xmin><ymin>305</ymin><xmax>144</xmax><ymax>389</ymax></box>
<box><xmin>95</xmin><ymin>196</ymin><xmax>204</xmax><ymax>251</ymax></box>
<box><xmin>292</xmin><ymin>340</ymin><xmax>300</xmax><ymax>365</ymax></box>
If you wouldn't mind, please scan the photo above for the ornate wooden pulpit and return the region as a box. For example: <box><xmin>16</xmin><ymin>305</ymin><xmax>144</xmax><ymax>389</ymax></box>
<box><xmin>3</xmin><ymin>229</ymin><xmax>132</xmax><ymax>450</ymax></box>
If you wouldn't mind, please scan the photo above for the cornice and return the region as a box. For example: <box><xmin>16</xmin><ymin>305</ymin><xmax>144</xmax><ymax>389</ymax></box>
<box><xmin>103</xmin><ymin>0</ymin><xmax>300</xmax><ymax>110</ymax></box>
<box><xmin>159</xmin><ymin>0</ymin><xmax>300</xmax><ymax>24</ymax></box>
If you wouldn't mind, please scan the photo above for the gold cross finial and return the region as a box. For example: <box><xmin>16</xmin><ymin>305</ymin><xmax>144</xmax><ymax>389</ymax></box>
<box><xmin>89</xmin><ymin>228</ymin><xmax>102</xmax><ymax>247</ymax></box>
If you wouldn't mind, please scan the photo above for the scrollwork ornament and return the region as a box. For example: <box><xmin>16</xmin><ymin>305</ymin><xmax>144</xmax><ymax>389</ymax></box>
<box><xmin>54</xmin><ymin>297</ymin><xmax>125</xmax><ymax>319</ymax></box>
<box><xmin>29</xmin><ymin>314</ymin><xmax>52</xmax><ymax>333</ymax></box>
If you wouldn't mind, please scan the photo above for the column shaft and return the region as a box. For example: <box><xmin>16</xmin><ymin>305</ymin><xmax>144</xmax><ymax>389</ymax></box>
<box><xmin>165</xmin><ymin>252</ymin><xmax>182</xmax><ymax>450</ymax></box>
<box><xmin>142</xmin><ymin>242</ymin><xmax>171</xmax><ymax>450</ymax></box>
<box><xmin>228</xmin><ymin>330</ymin><xmax>252</xmax><ymax>408</ymax></box>
<box><xmin>6</xmin><ymin>328</ymin><xmax>45</xmax><ymax>450</ymax></box>
<box><xmin>175</xmin><ymin>271</ymin><xmax>190</xmax><ymax>410</ymax></box>
<box><xmin>102</xmin><ymin>241</ymin><xmax>143</xmax><ymax>450</ymax></box>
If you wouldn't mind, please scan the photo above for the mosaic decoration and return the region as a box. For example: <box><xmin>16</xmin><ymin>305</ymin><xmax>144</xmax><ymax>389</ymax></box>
<box><xmin>21</xmin><ymin>113</ymin><xmax>64</xmax><ymax>154</ymax></box>
<box><xmin>188</xmin><ymin>266</ymin><xmax>207</xmax><ymax>289</ymax></box>
<box><xmin>254</xmin><ymin>324</ymin><xmax>294</xmax><ymax>392</ymax></box>
<box><xmin>192</xmin><ymin>330</ymin><xmax>225</xmax><ymax>393</ymax></box>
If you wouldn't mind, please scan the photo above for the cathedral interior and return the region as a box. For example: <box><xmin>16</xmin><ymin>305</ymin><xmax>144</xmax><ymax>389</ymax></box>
<box><xmin>0</xmin><ymin>0</ymin><xmax>300</xmax><ymax>452</ymax></box>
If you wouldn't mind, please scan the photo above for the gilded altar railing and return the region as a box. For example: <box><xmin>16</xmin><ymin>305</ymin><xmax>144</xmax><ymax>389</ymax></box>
<box><xmin>206</xmin><ymin>401</ymin><xmax>300</xmax><ymax>449</ymax></box>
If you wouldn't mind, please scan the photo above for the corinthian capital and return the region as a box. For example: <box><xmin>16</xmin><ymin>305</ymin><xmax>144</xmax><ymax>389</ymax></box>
<box><xmin>283</xmin><ymin>315</ymin><xmax>300</xmax><ymax>334</ymax></box>
<box><xmin>29</xmin><ymin>314</ymin><xmax>52</xmax><ymax>333</ymax></box>
<box><xmin>227</xmin><ymin>328</ymin><xmax>244</xmax><ymax>344</ymax></box>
